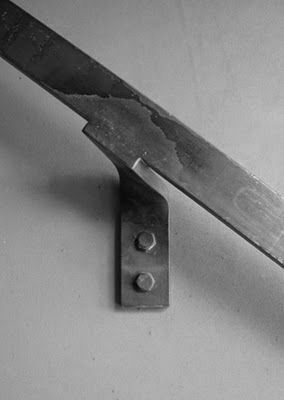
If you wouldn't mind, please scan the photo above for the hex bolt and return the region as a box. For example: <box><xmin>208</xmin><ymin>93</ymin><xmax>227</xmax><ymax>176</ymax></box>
<box><xmin>135</xmin><ymin>272</ymin><xmax>156</xmax><ymax>292</ymax></box>
<box><xmin>135</xmin><ymin>231</ymin><xmax>156</xmax><ymax>252</ymax></box>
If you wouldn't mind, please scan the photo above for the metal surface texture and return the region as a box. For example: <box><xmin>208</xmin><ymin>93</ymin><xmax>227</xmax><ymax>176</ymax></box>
<box><xmin>118</xmin><ymin>159</ymin><xmax>169</xmax><ymax>308</ymax></box>
<box><xmin>82</xmin><ymin>123</ymin><xmax>170</xmax><ymax>308</ymax></box>
<box><xmin>0</xmin><ymin>0</ymin><xmax>284</xmax><ymax>270</ymax></box>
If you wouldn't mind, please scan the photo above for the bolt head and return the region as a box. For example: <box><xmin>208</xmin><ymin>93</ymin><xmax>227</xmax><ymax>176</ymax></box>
<box><xmin>135</xmin><ymin>272</ymin><xmax>156</xmax><ymax>292</ymax></box>
<box><xmin>135</xmin><ymin>231</ymin><xmax>156</xmax><ymax>252</ymax></box>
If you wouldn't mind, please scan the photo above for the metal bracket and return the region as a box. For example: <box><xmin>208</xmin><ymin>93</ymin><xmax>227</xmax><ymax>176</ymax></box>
<box><xmin>0</xmin><ymin>1</ymin><xmax>283</xmax><ymax>312</ymax></box>
<box><xmin>84</xmin><ymin>123</ymin><xmax>169</xmax><ymax>309</ymax></box>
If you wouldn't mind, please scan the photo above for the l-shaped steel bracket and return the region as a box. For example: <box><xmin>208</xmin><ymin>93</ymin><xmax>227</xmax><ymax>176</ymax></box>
<box><xmin>84</xmin><ymin>123</ymin><xmax>170</xmax><ymax>308</ymax></box>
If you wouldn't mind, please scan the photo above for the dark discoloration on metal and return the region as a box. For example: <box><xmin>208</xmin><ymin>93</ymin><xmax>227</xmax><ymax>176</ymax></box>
<box><xmin>84</xmin><ymin>121</ymin><xmax>284</xmax><ymax>269</ymax></box>
<box><xmin>1</xmin><ymin>1</ymin><xmax>284</xmax><ymax>269</ymax></box>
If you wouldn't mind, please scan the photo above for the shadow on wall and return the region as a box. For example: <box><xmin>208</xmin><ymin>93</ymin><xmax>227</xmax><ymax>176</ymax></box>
<box><xmin>169</xmin><ymin>183</ymin><xmax>284</xmax><ymax>350</ymax></box>
<box><xmin>0</xmin><ymin>76</ymin><xmax>283</xmax><ymax>351</ymax></box>
<box><xmin>0</xmin><ymin>77</ymin><xmax>120</xmax><ymax>306</ymax></box>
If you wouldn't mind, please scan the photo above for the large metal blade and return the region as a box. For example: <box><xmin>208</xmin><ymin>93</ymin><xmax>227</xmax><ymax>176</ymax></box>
<box><xmin>1</xmin><ymin>0</ymin><xmax>284</xmax><ymax>268</ymax></box>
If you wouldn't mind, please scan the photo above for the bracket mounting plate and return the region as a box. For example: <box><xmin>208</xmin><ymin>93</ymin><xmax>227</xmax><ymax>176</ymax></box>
<box><xmin>119</xmin><ymin>159</ymin><xmax>169</xmax><ymax>308</ymax></box>
<box><xmin>84</xmin><ymin>122</ymin><xmax>169</xmax><ymax>308</ymax></box>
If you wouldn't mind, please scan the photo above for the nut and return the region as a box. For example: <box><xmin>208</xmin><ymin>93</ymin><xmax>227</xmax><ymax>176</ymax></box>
<box><xmin>135</xmin><ymin>231</ymin><xmax>156</xmax><ymax>252</ymax></box>
<box><xmin>135</xmin><ymin>272</ymin><xmax>156</xmax><ymax>292</ymax></box>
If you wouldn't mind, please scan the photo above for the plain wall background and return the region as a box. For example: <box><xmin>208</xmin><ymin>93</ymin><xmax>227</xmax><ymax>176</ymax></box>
<box><xmin>0</xmin><ymin>1</ymin><xmax>283</xmax><ymax>399</ymax></box>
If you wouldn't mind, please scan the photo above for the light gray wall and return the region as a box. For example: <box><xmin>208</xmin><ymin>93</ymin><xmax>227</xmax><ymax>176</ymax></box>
<box><xmin>0</xmin><ymin>1</ymin><xmax>283</xmax><ymax>399</ymax></box>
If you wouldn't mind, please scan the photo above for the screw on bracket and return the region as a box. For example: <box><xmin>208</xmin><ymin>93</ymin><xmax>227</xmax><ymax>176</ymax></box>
<box><xmin>135</xmin><ymin>231</ymin><xmax>156</xmax><ymax>252</ymax></box>
<box><xmin>135</xmin><ymin>272</ymin><xmax>156</xmax><ymax>292</ymax></box>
